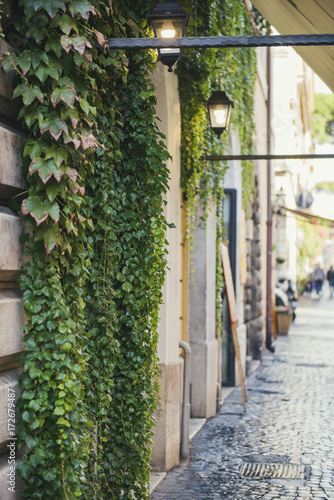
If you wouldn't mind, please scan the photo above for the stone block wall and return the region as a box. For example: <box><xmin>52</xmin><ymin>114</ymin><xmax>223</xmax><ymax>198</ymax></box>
<box><xmin>0</xmin><ymin>20</ymin><xmax>26</xmax><ymax>498</ymax></box>
<box><xmin>244</xmin><ymin>175</ymin><xmax>265</xmax><ymax>360</ymax></box>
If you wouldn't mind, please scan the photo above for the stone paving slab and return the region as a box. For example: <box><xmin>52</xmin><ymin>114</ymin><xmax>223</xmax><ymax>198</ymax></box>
<box><xmin>151</xmin><ymin>295</ymin><xmax>334</xmax><ymax>499</ymax></box>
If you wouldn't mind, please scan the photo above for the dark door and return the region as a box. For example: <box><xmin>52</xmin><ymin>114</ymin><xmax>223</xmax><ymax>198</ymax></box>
<box><xmin>221</xmin><ymin>189</ymin><xmax>237</xmax><ymax>386</ymax></box>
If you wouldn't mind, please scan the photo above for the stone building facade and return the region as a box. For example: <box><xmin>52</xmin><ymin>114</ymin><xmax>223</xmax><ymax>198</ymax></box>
<box><xmin>0</xmin><ymin>38</ymin><xmax>26</xmax><ymax>500</ymax></box>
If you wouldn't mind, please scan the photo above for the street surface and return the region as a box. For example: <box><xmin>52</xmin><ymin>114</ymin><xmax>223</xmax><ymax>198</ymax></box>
<box><xmin>151</xmin><ymin>284</ymin><xmax>334</xmax><ymax>499</ymax></box>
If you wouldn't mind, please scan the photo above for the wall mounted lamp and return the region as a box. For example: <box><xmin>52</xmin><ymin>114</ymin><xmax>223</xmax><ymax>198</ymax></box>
<box><xmin>147</xmin><ymin>0</ymin><xmax>191</xmax><ymax>72</ymax></box>
<box><xmin>207</xmin><ymin>88</ymin><xmax>234</xmax><ymax>136</ymax></box>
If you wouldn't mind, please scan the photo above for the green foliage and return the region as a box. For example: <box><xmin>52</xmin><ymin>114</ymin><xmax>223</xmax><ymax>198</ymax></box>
<box><xmin>2</xmin><ymin>0</ymin><xmax>167</xmax><ymax>498</ymax></box>
<box><xmin>312</xmin><ymin>93</ymin><xmax>334</xmax><ymax>144</ymax></box>
<box><xmin>297</xmin><ymin>219</ymin><xmax>329</xmax><ymax>282</ymax></box>
<box><xmin>177</xmin><ymin>0</ymin><xmax>256</xmax><ymax>214</ymax></box>
<box><xmin>1</xmin><ymin>0</ymin><xmax>258</xmax><ymax>497</ymax></box>
<box><xmin>176</xmin><ymin>0</ymin><xmax>257</xmax><ymax>330</ymax></box>
<box><xmin>315</xmin><ymin>181</ymin><xmax>334</xmax><ymax>193</ymax></box>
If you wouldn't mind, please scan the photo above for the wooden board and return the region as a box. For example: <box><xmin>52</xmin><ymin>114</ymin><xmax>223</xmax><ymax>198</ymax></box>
<box><xmin>220</xmin><ymin>243</ymin><xmax>238</xmax><ymax>323</ymax></box>
<box><xmin>220</xmin><ymin>242</ymin><xmax>247</xmax><ymax>409</ymax></box>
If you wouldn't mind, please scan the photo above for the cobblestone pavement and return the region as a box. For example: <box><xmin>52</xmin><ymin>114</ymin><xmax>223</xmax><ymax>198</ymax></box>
<box><xmin>151</xmin><ymin>288</ymin><xmax>334</xmax><ymax>499</ymax></box>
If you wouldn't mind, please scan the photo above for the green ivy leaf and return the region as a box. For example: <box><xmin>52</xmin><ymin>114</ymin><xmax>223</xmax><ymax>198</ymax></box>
<box><xmin>79</xmin><ymin>99</ymin><xmax>96</xmax><ymax>116</ymax></box>
<box><xmin>42</xmin><ymin>469</ymin><xmax>58</xmax><ymax>481</ymax></box>
<box><xmin>69</xmin><ymin>0</ymin><xmax>96</xmax><ymax>20</ymax></box>
<box><xmin>56</xmin><ymin>417</ymin><xmax>70</xmax><ymax>427</ymax></box>
<box><xmin>1</xmin><ymin>53</ymin><xmax>19</xmax><ymax>72</ymax></box>
<box><xmin>38</xmin><ymin>226</ymin><xmax>61</xmax><ymax>253</ymax></box>
<box><xmin>23</xmin><ymin>140</ymin><xmax>48</xmax><ymax>159</ymax></box>
<box><xmin>36</xmin><ymin>63</ymin><xmax>59</xmax><ymax>83</ymax></box>
<box><xmin>29</xmin><ymin>366</ymin><xmax>42</xmax><ymax>379</ymax></box>
<box><xmin>53</xmin><ymin>406</ymin><xmax>65</xmax><ymax>415</ymax></box>
<box><xmin>19</xmin><ymin>105</ymin><xmax>44</xmax><ymax>129</ymax></box>
<box><xmin>34</xmin><ymin>0</ymin><xmax>66</xmax><ymax>17</ymax></box>
<box><xmin>30</xmin><ymin>50</ymin><xmax>49</xmax><ymax>70</ymax></box>
<box><xmin>13</xmin><ymin>84</ymin><xmax>44</xmax><ymax>105</ymax></box>
<box><xmin>17</xmin><ymin>461</ymin><xmax>32</xmax><ymax>480</ymax></box>
<box><xmin>122</xmin><ymin>282</ymin><xmax>133</xmax><ymax>293</ymax></box>
<box><xmin>57</xmin><ymin>14</ymin><xmax>77</xmax><ymax>35</ymax></box>
<box><xmin>51</xmin><ymin>85</ymin><xmax>78</xmax><ymax>109</ymax></box>
<box><xmin>17</xmin><ymin>53</ymin><xmax>31</xmax><ymax>74</ymax></box>
<box><xmin>40</xmin><ymin>116</ymin><xmax>68</xmax><ymax>140</ymax></box>
<box><xmin>22</xmin><ymin>410</ymin><xmax>33</xmax><ymax>423</ymax></box>
<box><xmin>29</xmin><ymin>400</ymin><xmax>41</xmax><ymax>411</ymax></box>
<box><xmin>46</xmin><ymin>182</ymin><xmax>63</xmax><ymax>202</ymax></box>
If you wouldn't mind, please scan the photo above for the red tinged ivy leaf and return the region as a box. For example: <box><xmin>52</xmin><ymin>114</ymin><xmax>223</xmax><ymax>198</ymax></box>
<box><xmin>60</xmin><ymin>35</ymin><xmax>72</xmax><ymax>54</ymax></box>
<box><xmin>13</xmin><ymin>84</ymin><xmax>44</xmax><ymax>105</ymax></box>
<box><xmin>61</xmin><ymin>107</ymin><xmax>80</xmax><ymax>129</ymax></box>
<box><xmin>51</xmin><ymin>86</ymin><xmax>78</xmax><ymax>109</ymax></box>
<box><xmin>22</xmin><ymin>196</ymin><xmax>60</xmax><ymax>225</ymax></box>
<box><xmin>60</xmin><ymin>35</ymin><xmax>92</xmax><ymax>56</ymax></box>
<box><xmin>72</xmin><ymin>35</ymin><xmax>92</xmax><ymax>56</ymax></box>
<box><xmin>29</xmin><ymin>158</ymin><xmax>62</xmax><ymax>183</ymax></box>
<box><xmin>65</xmin><ymin>168</ymin><xmax>78</xmax><ymax>182</ymax></box>
<box><xmin>95</xmin><ymin>30</ymin><xmax>107</xmax><ymax>50</ymax></box>
<box><xmin>64</xmin><ymin>135</ymin><xmax>81</xmax><ymax>150</ymax></box>
<box><xmin>81</xmin><ymin>133</ymin><xmax>98</xmax><ymax>151</ymax></box>
<box><xmin>40</xmin><ymin>116</ymin><xmax>68</xmax><ymax>140</ymax></box>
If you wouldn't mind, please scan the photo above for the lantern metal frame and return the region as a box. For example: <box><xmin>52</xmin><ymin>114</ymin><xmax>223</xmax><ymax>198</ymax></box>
<box><xmin>147</xmin><ymin>0</ymin><xmax>191</xmax><ymax>72</ymax></box>
<box><xmin>207</xmin><ymin>89</ymin><xmax>235</xmax><ymax>136</ymax></box>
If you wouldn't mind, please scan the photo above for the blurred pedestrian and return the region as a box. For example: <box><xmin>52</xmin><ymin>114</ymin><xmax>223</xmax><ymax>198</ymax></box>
<box><xmin>311</xmin><ymin>264</ymin><xmax>325</xmax><ymax>295</ymax></box>
<box><xmin>327</xmin><ymin>266</ymin><xmax>334</xmax><ymax>298</ymax></box>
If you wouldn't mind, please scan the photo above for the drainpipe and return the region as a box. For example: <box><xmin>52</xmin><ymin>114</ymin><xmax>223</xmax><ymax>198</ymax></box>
<box><xmin>179</xmin><ymin>340</ymin><xmax>191</xmax><ymax>459</ymax></box>
<box><xmin>266</xmin><ymin>46</ymin><xmax>275</xmax><ymax>353</ymax></box>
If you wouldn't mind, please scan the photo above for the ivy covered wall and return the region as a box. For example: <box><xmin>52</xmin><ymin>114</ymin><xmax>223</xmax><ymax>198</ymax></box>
<box><xmin>2</xmin><ymin>1</ymin><xmax>169</xmax><ymax>498</ymax></box>
<box><xmin>0</xmin><ymin>0</ymin><xmax>257</xmax><ymax>498</ymax></box>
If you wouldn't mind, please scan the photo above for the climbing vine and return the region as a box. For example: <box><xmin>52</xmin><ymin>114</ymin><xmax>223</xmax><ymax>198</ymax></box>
<box><xmin>1</xmin><ymin>0</ymin><xmax>168</xmax><ymax>498</ymax></box>
<box><xmin>1</xmin><ymin>0</ymin><xmax>258</xmax><ymax>497</ymax></box>
<box><xmin>177</xmin><ymin>0</ymin><xmax>257</xmax><ymax>329</ymax></box>
<box><xmin>177</xmin><ymin>0</ymin><xmax>257</xmax><ymax>212</ymax></box>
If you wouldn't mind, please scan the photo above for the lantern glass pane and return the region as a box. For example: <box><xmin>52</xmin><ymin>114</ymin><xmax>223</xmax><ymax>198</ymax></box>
<box><xmin>154</xmin><ymin>19</ymin><xmax>183</xmax><ymax>39</ymax></box>
<box><xmin>209</xmin><ymin>104</ymin><xmax>229</xmax><ymax>129</ymax></box>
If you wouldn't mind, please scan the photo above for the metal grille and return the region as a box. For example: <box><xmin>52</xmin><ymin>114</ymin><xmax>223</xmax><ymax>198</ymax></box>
<box><xmin>240</xmin><ymin>462</ymin><xmax>305</xmax><ymax>479</ymax></box>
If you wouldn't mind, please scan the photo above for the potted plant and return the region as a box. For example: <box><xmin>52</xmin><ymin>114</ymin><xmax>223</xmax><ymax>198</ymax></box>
<box><xmin>275</xmin><ymin>305</ymin><xmax>293</xmax><ymax>334</ymax></box>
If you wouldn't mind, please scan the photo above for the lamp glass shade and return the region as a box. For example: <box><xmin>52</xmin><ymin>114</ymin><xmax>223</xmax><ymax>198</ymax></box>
<box><xmin>147</xmin><ymin>1</ymin><xmax>191</xmax><ymax>71</ymax></box>
<box><xmin>154</xmin><ymin>19</ymin><xmax>184</xmax><ymax>39</ymax></box>
<box><xmin>207</xmin><ymin>90</ymin><xmax>234</xmax><ymax>136</ymax></box>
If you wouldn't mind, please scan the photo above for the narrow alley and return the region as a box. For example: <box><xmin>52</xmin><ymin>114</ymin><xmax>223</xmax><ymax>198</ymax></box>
<box><xmin>151</xmin><ymin>286</ymin><xmax>334</xmax><ymax>500</ymax></box>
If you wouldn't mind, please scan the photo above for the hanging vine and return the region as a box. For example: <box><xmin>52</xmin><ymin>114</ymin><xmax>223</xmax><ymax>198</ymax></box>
<box><xmin>176</xmin><ymin>0</ymin><xmax>257</xmax><ymax>331</ymax></box>
<box><xmin>1</xmin><ymin>0</ymin><xmax>258</xmax><ymax>497</ymax></box>
<box><xmin>1</xmin><ymin>0</ymin><xmax>168</xmax><ymax>498</ymax></box>
<box><xmin>177</xmin><ymin>0</ymin><xmax>257</xmax><ymax>213</ymax></box>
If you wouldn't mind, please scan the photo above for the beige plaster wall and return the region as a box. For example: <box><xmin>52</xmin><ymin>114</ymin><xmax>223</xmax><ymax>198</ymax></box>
<box><xmin>150</xmin><ymin>63</ymin><xmax>183</xmax><ymax>471</ymax></box>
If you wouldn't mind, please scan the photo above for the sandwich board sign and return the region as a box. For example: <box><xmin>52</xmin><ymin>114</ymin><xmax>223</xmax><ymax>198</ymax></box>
<box><xmin>219</xmin><ymin>242</ymin><xmax>247</xmax><ymax>409</ymax></box>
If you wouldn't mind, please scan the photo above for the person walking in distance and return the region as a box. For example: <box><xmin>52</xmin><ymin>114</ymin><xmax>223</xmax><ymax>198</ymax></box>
<box><xmin>312</xmin><ymin>264</ymin><xmax>325</xmax><ymax>295</ymax></box>
<box><xmin>327</xmin><ymin>266</ymin><xmax>334</xmax><ymax>298</ymax></box>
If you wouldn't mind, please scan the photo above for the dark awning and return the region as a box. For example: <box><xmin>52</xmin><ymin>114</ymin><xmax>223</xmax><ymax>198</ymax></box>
<box><xmin>278</xmin><ymin>205</ymin><xmax>334</xmax><ymax>228</ymax></box>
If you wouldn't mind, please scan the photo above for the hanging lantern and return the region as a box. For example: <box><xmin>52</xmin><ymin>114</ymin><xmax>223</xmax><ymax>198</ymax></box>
<box><xmin>147</xmin><ymin>0</ymin><xmax>191</xmax><ymax>72</ymax></box>
<box><xmin>207</xmin><ymin>89</ymin><xmax>234</xmax><ymax>136</ymax></box>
